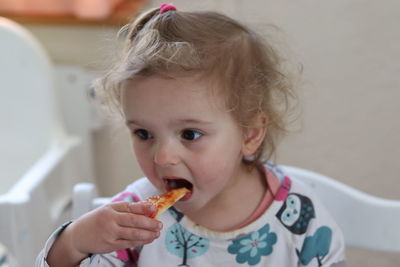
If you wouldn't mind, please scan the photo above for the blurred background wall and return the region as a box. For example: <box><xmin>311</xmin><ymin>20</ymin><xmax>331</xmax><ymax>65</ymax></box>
<box><xmin>19</xmin><ymin>0</ymin><xmax>399</xmax><ymax>266</ymax></box>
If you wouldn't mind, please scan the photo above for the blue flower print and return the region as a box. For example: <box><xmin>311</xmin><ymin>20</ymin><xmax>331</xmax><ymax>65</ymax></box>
<box><xmin>228</xmin><ymin>224</ymin><xmax>277</xmax><ymax>265</ymax></box>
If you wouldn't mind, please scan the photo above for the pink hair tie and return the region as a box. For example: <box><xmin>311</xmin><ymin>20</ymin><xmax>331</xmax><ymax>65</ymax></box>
<box><xmin>160</xmin><ymin>3</ymin><xmax>177</xmax><ymax>14</ymax></box>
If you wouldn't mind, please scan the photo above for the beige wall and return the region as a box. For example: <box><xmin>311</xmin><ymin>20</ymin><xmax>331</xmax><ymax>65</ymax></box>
<box><xmin>22</xmin><ymin>0</ymin><xmax>399</xmax><ymax>266</ymax></box>
<box><xmin>25</xmin><ymin>0</ymin><xmax>400</xmax><ymax>199</ymax></box>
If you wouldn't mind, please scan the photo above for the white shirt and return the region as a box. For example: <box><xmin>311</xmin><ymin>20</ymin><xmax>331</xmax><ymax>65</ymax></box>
<box><xmin>36</xmin><ymin>164</ymin><xmax>346</xmax><ymax>267</ymax></box>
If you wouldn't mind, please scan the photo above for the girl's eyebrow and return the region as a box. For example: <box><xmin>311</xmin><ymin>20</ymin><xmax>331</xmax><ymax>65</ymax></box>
<box><xmin>125</xmin><ymin>118</ymin><xmax>213</xmax><ymax>126</ymax></box>
<box><xmin>125</xmin><ymin>120</ymin><xmax>135</xmax><ymax>125</ymax></box>
<box><xmin>125</xmin><ymin>120</ymin><xmax>141</xmax><ymax>127</ymax></box>
<box><xmin>176</xmin><ymin>119</ymin><xmax>213</xmax><ymax>125</ymax></box>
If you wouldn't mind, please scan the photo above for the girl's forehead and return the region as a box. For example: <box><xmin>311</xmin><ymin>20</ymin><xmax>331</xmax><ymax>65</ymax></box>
<box><xmin>124</xmin><ymin>73</ymin><xmax>226</xmax><ymax>107</ymax></box>
<box><xmin>122</xmin><ymin>75</ymin><xmax>230</xmax><ymax>116</ymax></box>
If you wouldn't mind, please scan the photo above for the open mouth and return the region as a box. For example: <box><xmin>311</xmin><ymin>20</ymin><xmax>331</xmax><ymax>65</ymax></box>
<box><xmin>163</xmin><ymin>178</ymin><xmax>193</xmax><ymax>191</ymax></box>
<box><xmin>163</xmin><ymin>178</ymin><xmax>193</xmax><ymax>201</ymax></box>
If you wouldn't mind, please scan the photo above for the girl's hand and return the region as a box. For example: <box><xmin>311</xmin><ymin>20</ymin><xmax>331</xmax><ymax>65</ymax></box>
<box><xmin>47</xmin><ymin>202</ymin><xmax>162</xmax><ymax>267</ymax></box>
<box><xmin>71</xmin><ymin>201</ymin><xmax>162</xmax><ymax>254</ymax></box>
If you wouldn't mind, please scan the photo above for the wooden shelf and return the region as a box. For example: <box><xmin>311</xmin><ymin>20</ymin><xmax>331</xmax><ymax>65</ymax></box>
<box><xmin>0</xmin><ymin>0</ymin><xmax>146</xmax><ymax>27</ymax></box>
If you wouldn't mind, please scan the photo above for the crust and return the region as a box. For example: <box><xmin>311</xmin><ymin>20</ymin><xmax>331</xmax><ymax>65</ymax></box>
<box><xmin>141</xmin><ymin>187</ymin><xmax>190</xmax><ymax>218</ymax></box>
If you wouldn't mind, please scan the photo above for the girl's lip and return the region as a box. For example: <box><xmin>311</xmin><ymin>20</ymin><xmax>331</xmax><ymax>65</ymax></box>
<box><xmin>179</xmin><ymin>190</ymin><xmax>193</xmax><ymax>201</ymax></box>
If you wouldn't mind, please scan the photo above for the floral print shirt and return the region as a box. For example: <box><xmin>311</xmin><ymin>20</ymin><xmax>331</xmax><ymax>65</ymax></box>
<box><xmin>36</xmin><ymin>164</ymin><xmax>346</xmax><ymax>267</ymax></box>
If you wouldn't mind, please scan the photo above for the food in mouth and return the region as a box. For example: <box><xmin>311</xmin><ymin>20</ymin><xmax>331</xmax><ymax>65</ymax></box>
<box><xmin>142</xmin><ymin>187</ymin><xmax>191</xmax><ymax>218</ymax></box>
<box><xmin>163</xmin><ymin>178</ymin><xmax>193</xmax><ymax>192</ymax></box>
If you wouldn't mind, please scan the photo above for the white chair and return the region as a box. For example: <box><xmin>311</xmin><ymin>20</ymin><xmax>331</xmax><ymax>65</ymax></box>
<box><xmin>72</xmin><ymin>165</ymin><xmax>400</xmax><ymax>252</ymax></box>
<box><xmin>281</xmin><ymin>165</ymin><xmax>400</xmax><ymax>252</ymax></box>
<box><xmin>72</xmin><ymin>183</ymin><xmax>110</xmax><ymax>220</ymax></box>
<box><xmin>0</xmin><ymin>17</ymin><xmax>81</xmax><ymax>267</ymax></box>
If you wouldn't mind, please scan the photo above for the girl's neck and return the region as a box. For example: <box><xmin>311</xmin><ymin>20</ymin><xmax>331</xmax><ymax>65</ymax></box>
<box><xmin>186</xmin><ymin>164</ymin><xmax>267</xmax><ymax>232</ymax></box>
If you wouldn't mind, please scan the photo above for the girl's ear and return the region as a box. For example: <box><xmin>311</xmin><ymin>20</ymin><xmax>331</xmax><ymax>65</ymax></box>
<box><xmin>242</xmin><ymin>112</ymin><xmax>268</xmax><ymax>157</ymax></box>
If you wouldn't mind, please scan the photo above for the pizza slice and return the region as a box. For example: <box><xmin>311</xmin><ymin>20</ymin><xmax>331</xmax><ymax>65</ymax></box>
<box><xmin>142</xmin><ymin>187</ymin><xmax>191</xmax><ymax>218</ymax></box>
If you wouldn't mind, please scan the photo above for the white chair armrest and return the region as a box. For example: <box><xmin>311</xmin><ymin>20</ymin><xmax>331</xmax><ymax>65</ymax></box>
<box><xmin>72</xmin><ymin>183</ymin><xmax>98</xmax><ymax>219</ymax></box>
<box><xmin>72</xmin><ymin>183</ymin><xmax>110</xmax><ymax>219</ymax></box>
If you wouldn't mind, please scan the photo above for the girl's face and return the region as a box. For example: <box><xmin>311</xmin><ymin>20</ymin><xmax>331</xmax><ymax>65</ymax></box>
<box><xmin>122</xmin><ymin>74</ymin><xmax>254</xmax><ymax>216</ymax></box>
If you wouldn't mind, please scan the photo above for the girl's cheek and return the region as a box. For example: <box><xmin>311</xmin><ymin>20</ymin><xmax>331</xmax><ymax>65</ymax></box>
<box><xmin>133</xmin><ymin>141</ymin><xmax>151</xmax><ymax>158</ymax></box>
<box><xmin>134</xmin><ymin>146</ymin><xmax>153</xmax><ymax>173</ymax></box>
<box><xmin>136</xmin><ymin>150</ymin><xmax>152</xmax><ymax>169</ymax></box>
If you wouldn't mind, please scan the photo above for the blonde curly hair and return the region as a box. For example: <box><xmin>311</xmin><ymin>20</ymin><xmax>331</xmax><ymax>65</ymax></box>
<box><xmin>94</xmin><ymin>6</ymin><xmax>298</xmax><ymax>166</ymax></box>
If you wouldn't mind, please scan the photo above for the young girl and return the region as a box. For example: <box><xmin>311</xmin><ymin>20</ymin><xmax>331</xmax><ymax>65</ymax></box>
<box><xmin>37</xmin><ymin>4</ymin><xmax>345</xmax><ymax>267</ymax></box>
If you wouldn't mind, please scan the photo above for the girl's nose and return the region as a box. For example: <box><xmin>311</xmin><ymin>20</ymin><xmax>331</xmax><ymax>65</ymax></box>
<box><xmin>153</xmin><ymin>141</ymin><xmax>180</xmax><ymax>166</ymax></box>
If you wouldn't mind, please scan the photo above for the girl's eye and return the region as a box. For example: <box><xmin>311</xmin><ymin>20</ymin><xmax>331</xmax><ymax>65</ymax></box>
<box><xmin>134</xmin><ymin>129</ymin><xmax>152</xmax><ymax>140</ymax></box>
<box><xmin>181</xmin><ymin>129</ymin><xmax>203</xmax><ymax>141</ymax></box>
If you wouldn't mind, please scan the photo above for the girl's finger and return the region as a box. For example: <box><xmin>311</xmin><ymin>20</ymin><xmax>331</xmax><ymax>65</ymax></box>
<box><xmin>111</xmin><ymin>201</ymin><xmax>156</xmax><ymax>216</ymax></box>
<box><xmin>108</xmin><ymin>201</ymin><xmax>133</xmax><ymax>213</ymax></box>
<box><xmin>116</xmin><ymin>227</ymin><xmax>160</xmax><ymax>243</ymax></box>
<box><xmin>128</xmin><ymin>202</ymin><xmax>156</xmax><ymax>217</ymax></box>
<box><xmin>116</xmin><ymin>213</ymin><xmax>162</xmax><ymax>231</ymax></box>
